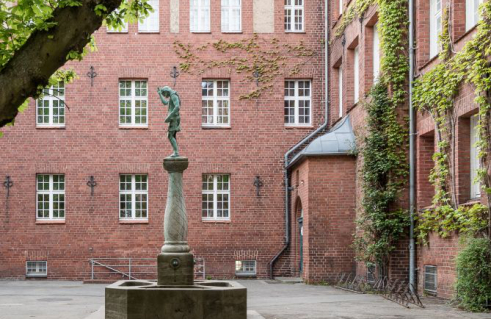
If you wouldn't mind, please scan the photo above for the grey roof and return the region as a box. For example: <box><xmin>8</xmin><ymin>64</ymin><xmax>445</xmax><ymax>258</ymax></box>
<box><xmin>288</xmin><ymin>116</ymin><xmax>356</xmax><ymax>168</ymax></box>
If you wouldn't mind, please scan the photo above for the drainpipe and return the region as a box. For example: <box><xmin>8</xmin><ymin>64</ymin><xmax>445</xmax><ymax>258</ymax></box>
<box><xmin>269</xmin><ymin>0</ymin><xmax>330</xmax><ymax>279</ymax></box>
<box><xmin>408</xmin><ymin>0</ymin><xmax>416</xmax><ymax>292</ymax></box>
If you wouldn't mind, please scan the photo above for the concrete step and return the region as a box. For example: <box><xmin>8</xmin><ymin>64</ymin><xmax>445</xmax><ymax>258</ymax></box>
<box><xmin>84</xmin><ymin>307</ymin><xmax>265</xmax><ymax>319</ymax></box>
<box><xmin>83</xmin><ymin>279</ymin><xmax>118</xmax><ymax>284</ymax></box>
<box><xmin>274</xmin><ymin>277</ymin><xmax>304</xmax><ymax>284</ymax></box>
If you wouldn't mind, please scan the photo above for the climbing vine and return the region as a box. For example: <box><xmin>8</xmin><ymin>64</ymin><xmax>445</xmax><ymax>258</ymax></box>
<box><xmin>413</xmin><ymin>2</ymin><xmax>491</xmax><ymax>243</ymax></box>
<box><xmin>334</xmin><ymin>0</ymin><xmax>376</xmax><ymax>39</ymax></box>
<box><xmin>353</xmin><ymin>0</ymin><xmax>410</xmax><ymax>271</ymax></box>
<box><xmin>173</xmin><ymin>34</ymin><xmax>317</xmax><ymax>100</ymax></box>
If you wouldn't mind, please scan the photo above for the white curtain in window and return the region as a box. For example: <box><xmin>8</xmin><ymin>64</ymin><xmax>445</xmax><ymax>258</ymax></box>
<box><xmin>429</xmin><ymin>0</ymin><xmax>442</xmax><ymax>58</ymax></box>
<box><xmin>338</xmin><ymin>67</ymin><xmax>343</xmax><ymax>117</ymax></box>
<box><xmin>139</xmin><ymin>0</ymin><xmax>160</xmax><ymax>32</ymax></box>
<box><xmin>466</xmin><ymin>0</ymin><xmax>484</xmax><ymax>31</ymax></box>
<box><xmin>354</xmin><ymin>47</ymin><xmax>359</xmax><ymax>103</ymax></box>
<box><xmin>222</xmin><ymin>0</ymin><xmax>241</xmax><ymax>32</ymax></box>
<box><xmin>190</xmin><ymin>0</ymin><xmax>210</xmax><ymax>32</ymax></box>
<box><xmin>373</xmin><ymin>23</ymin><xmax>380</xmax><ymax>81</ymax></box>
<box><xmin>470</xmin><ymin>115</ymin><xmax>481</xmax><ymax>198</ymax></box>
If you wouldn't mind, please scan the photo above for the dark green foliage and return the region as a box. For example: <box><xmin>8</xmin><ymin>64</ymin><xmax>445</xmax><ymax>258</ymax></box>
<box><xmin>456</xmin><ymin>238</ymin><xmax>491</xmax><ymax>312</ymax></box>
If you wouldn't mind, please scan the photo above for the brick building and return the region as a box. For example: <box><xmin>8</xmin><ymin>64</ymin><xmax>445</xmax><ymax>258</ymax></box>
<box><xmin>0</xmin><ymin>0</ymin><xmax>487</xmax><ymax>300</ymax></box>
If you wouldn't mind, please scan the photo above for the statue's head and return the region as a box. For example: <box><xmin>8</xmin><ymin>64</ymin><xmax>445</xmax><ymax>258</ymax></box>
<box><xmin>161</xmin><ymin>86</ymin><xmax>173</xmax><ymax>98</ymax></box>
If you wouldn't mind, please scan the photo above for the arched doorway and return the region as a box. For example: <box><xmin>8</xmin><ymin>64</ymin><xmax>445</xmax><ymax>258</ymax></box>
<box><xmin>295</xmin><ymin>199</ymin><xmax>304</xmax><ymax>275</ymax></box>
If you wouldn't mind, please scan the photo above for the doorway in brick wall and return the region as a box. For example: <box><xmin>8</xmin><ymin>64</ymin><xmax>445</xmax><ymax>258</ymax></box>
<box><xmin>295</xmin><ymin>199</ymin><xmax>304</xmax><ymax>276</ymax></box>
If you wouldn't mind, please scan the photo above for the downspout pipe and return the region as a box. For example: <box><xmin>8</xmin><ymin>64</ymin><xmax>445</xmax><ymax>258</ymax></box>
<box><xmin>269</xmin><ymin>0</ymin><xmax>330</xmax><ymax>279</ymax></box>
<box><xmin>408</xmin><ymin>0</ymin><xmax>416</xmax><ymax>291</ymax></box>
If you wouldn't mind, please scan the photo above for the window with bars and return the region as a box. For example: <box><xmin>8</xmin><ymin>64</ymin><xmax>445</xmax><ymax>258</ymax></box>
<box><xmin>36</xmin><ymin>174</ymin><xmax>65</xmax><ymax>220</ymax></box>
<box><xmin>470</xmin><ymin>115</ymin><xmax>481</xmax><ymax>198</ymax></box>
<box><xmin>202</xmin><ymin>174</ymin><xmax>230</xmax><ymax>220</ymax></box>
<box><xmin>285</xmin><ymin>0</ymin><xmax>304</xmax><ymax>32</ymax></box>
<box><xmin>119</xmin><ymin>80</ymin><xmax>148</xmax><ymax>127</ymax></box>
<box><xmin>284</xmin><ymin>80</ymin><xmax>311</xmax><ymax>126</ymax></box>
<box><xmin>36</xmin><ymin>82</ymin><xmax>65</xmax><ymax>127</ymax></box>
<box><xmin>424</xmin><ymin>265</ymin><xmax>437</xmax><ymax>294</ymax></box>
<box><xmin>430</xmin><ymin>0</ymin><xmax>442</xmax><ymax>58</ymax></box>
<box><xmin>221</xmin><ymin>0</ymin><xmax>241</xmax><ymax>32</ymax></box>
<box><xmin>235</xmin><ymin>260</ymin><xmax>256</xmax><ymax>276</ymax></box>
<box><xmin>466</xmin><ymin>0</ymin><xmax>484</xmax><ymax>31</ymax></box>
<box><xmin>190</xmin><ymin>0</ymin><xmax>210</xmax><ymax>32</ymax></box>
<box><xmin>139</xmin><ymin>0</ymin><xmax>159</xmax><ymax>32</ymax></box>
<box><xmin>201</xmin><ymin>80</ymin><xmax>230</xmax><ymax>127</ymax></box>
<box><xmin>120</xmin><ymin>175</ymin><xmax>148</xmax><ymax>220</ymax></box>
<box><xmin>26</xmin><ymin>261</ymin><xmax>47</xmax><ymax>277</ymax></box>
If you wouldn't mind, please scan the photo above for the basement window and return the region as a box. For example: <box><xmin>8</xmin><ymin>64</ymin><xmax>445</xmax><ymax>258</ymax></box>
<box><xmin>424</xmin><ymin>265</ymin><xmax>437</xmax><ymax>294</ymax></box>
<box><xmin>235</xmin><ymin>260</ymin><xmax>256</xmax><ymax>276</ymax></box>
<box><xmin>26</xmin><ymin>261</ymin><xmax>47</xmax><ymax>278</ymax></box>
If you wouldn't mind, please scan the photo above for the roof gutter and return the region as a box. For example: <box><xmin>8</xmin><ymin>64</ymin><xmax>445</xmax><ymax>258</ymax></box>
<box><xmin>269</xmin><ymin>0</ymin><xmax>330</xmax><ymax>279</ymax></box>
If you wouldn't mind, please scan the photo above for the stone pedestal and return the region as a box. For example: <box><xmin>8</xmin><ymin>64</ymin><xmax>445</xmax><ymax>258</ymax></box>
<box><xmin>105</xmin><ymin>155</ymin><xmax>247</xmax><ymax>319</ymax></box>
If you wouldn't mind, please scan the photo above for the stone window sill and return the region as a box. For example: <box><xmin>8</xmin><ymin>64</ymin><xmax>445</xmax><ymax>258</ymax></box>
<box><xmin>202</xmin><ymin>219</ymin><xmax>231</xmax><ymax>223</ymax></box>
<box><xmin>36</xmin><ymin>220</ymin><xmax>65</xmax><ymax>224</ymax></box>
<box><xmin>119</xmin><ymin>219</ymin><xmax>149</xmax><ymax>224</ymax></box>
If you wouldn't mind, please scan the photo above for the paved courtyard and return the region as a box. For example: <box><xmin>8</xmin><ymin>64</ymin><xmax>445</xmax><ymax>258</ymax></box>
<box><xmin>0</xmin><ymin>280</ymin><xmax>490</xmax><ymax>319</ymax></box>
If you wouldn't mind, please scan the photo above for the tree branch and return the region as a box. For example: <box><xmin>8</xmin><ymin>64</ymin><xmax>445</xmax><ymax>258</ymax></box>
<box><xmin>0</xmin><ymin>0</ymin><xmax>122</xmax><ymax>127</ymax></box>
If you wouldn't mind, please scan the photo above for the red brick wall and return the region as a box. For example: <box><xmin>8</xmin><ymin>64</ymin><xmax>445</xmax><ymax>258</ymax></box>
<box><xmin>0</xmin><ymin>0</ymin><xmax>326</xmax><ymax>280</ymax></box>
<box><xmin>289</xmin><ymin>156</ymin><xmax>357</xmax><ymax>283</ymax></box>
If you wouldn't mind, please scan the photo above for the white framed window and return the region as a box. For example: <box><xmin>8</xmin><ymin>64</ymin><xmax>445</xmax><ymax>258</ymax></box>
<box><xmin>373</xmin><ymin>23</ymin><xmax>381</xmax><ymax>81</ymax></box>
<box><xmin>430</xmin><ymin>0</ymin><xmax>442</xmax><ymax>58</ymax></box>
<box><xmin>424</xmin><ymin>265</ymin><xmax>437</xmax><ymax>294</ymax></box>
<box><xmin>120</xmin><ymin>175</ymin><xmax>148</xmax><ymax>220</ymax></box>
<box><xmin>285</xmin><ymin>80</ymin><xmax>311</xmax><ymax>126</ymax></box>
<box><xmin>202</xmin><ymin>174</ymin><xmax>230</xmax><ymax>221</ymax></box>
<box><xmin>285</xmin><ymin>0</ymin><xmax>304</xmax><ymax>32</ymax></box>
<box><xmin>119</xmin><ymin>80</ymin><xmax>148</xmax><ymax>127</ymax></box>
<box><xmin>339</xmin><ymin>0</ymin><xmax>343</xmax><ymax>15</ymax></box>
<box><xmin>190</xmin><ymin>0</ymin><xmax>210</xmax><ymax>32</ymax></box>
<box><xmin>235</xmin><ymin>260</ymin><xmax>256</xmax><ymax>276</ymax></box>
<box><xmin>202</xmin><ymin>80</ymin><xmax>230</xmax><ymax>127</ymax></box>
<box><xmin>470</xmin><ymin>115</ymin><xmax>481</xmax><ymax>198</ymax></box>
<box><xmin>26</xmin><ymin>261</ymin><xmax>47</xmax><ymax>277</ymax></box>
<box><xmin>36</xmin><ymin>82</ymin><xmax>65</xmax><ymax>127</ymax></box>
<box><xmin>36</xmin><ymin>174</ymin><xmax>65</xmax><ymax>220</ymax></box>
<box><xmin>221</xmin><ymin>0</ymin><xmax>241</xmax><ymax>32</ymax></box>
<box><xmin>354</xmin><ymin>47</ymin><xmax>360</xmax><ymax>104</ymax></box>
<box><xmin>139</xmin><ymin>0</ymin><xmax>159</xmax><ymax>32</ymax></box>
<box><xmin>338</xmin><ymin>67</ymin><xmax>343</xmax><ymax>118</ymax></box>
<box><xmin>466</xmin><ymin>0</ymin><xmax>484</xmax><ymax>31</ymax></box>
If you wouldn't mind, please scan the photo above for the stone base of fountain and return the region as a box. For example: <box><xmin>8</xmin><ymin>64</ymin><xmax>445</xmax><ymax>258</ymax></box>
<box><xmin>105</xmin><ymin>279</ymin><xmax>247</xmax><ymax>319</ymax></box>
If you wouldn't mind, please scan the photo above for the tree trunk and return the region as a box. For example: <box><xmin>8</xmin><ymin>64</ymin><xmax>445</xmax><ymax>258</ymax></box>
<box><xmin>0</xmin><ymin>0</ymin><xmax>123</xmax><ymax>127</ymax></box>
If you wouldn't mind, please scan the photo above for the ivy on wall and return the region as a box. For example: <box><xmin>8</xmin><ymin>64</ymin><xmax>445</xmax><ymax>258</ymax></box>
<box><xmin>413</xmin><ymin>3</ymin><xmax>491</xmax><ymax>243</ymax></box>
<box><xmin>173</xmin><ymin>34</ymin><xmax>317</xmax><ymax>100</ymax></box>
<box><xmin>353</xmin><ymin>0</ymin><xmax>410</xmax><ymax>271</ymax></box>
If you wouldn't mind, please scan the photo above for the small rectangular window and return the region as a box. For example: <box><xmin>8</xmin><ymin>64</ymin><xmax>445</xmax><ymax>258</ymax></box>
<box><xmin>284</xmin><ymin>80</ymin><xmax>311</xmax><ymax>126</ymax></box>
<box><xmin>36</xmin><ymin>82</ymin><xmax>65</xmax><ymax>127</ymax></box>
<box><xmin>201</xmin><ymin>80</ymin><xmax>230</xmax><ymax>127</ymax></box>
<box><xmin>221</xmin><ymin>0</ymin><xmax>241</xmax><ymax>32</ymax></box>
<box><xmin>354</xmin><ymin>47</ymin><xmax>360</xmax><ymax>104</ymax></box>
<box><xmin>466</xmin><ymin>0</ymin><xmax>484</xmax><ymax>31</ymax></box>
<box><xmin>26</xmin><ymin>261</ymin><xmax>47</xmax><ymax>277</ymax></box>
<box><xmin>37</xmin><ymin>174</ymin><xmax>65</xmax><ymax>220</ymax></box>
<box><xmin>285</xmin><ymin>0</ymin><xmax>304</xmax><ymax>32</ymax></box>
<box><xmin>190</xmin><ymin>0</ymin><xmax>211</xmax><ymax>32</ymax></box>
<box><xmin>202</xmin><ymin>174</ymin><xmax>230</xmax><ymax>220</ymax></box>
<box><xmin>139</xmin><ymin>0</ymin><xmax>160</xmax><ymax>32</ymax></box>
<box><xmin>235</xmin><ymin>260</ymin><xmax>256</xmax><ymax>276</ymax></box>
<box><xmin>120</xmin><ymin>174</ymin><xmax>148</xmax><ymax>220</ymax></box>
<box><xmin>470</xmin><ymin>115</ymin><xmax>481</xmax><ymax>198</ymax></box>
<box><xmin>430</xmin><ymin>0</ymin><xmax>442</xmax><ymax>58</ymax></box>
<box><xmin>119</xmin><ymin>80</ymin><xmax>148</xmax><ymax>127</ymax></box>
<box><xmin>424</xmin><ymin>265</ymin><xmax>437</xmax><ymax>294</ymax></box>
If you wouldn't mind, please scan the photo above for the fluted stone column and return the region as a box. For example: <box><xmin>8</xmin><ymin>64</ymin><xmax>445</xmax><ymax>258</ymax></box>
<box><xmin>158</xmin><ymin>157</ymin><xmax>194</xmax><ymax>285</ymax></box>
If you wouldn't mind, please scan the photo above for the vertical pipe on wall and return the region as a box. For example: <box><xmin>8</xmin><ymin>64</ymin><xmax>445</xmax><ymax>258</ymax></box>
<box><xmin>408</xmin><ymin>0</ymin><xmax>416</xmax><ymax>292</ymax></box>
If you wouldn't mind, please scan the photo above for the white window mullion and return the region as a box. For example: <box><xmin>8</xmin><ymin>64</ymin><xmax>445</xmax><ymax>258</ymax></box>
<box><xmin>49</xmin><ymin>176</ymin><xmax>54</xmax><ymax>219</ymax></box>
<box><xmin>131</xmin><ymin>81</ymin><xmax>136</xmax><ymax>125</ymax></box>
<box><xmin>213</xmin><ymin>176</ymin><xmax>218</xmax><ymax>218</ymax></box>
<box><xmin>294</xmin><ymin>81</ymin><xmax>300</xmax><ymax>125</ymax></box>
<box><xmin>339</xmin><ymin>67</ymin><xmax>343</xmax><ymax>117</ymax></box>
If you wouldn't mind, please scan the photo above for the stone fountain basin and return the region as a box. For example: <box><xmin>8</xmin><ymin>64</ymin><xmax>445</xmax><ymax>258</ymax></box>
<box><xmin>105</xmin><ymin>280</ymin><xmax>247</xmax><ymax>319</ymax></box>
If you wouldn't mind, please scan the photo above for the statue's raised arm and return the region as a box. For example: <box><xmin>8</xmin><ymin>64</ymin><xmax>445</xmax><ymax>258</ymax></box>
<box><xmin>158</xmin><ymin>86</ymin><xmax>181</xmax><ymax>158</ymax></box>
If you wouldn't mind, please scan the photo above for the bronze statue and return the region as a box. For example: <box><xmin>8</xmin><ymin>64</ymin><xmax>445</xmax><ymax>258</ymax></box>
<box><xmin>158</xmin><ymin>86</ymin><xmax>181</xmax><ymax>157</ymax></box>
